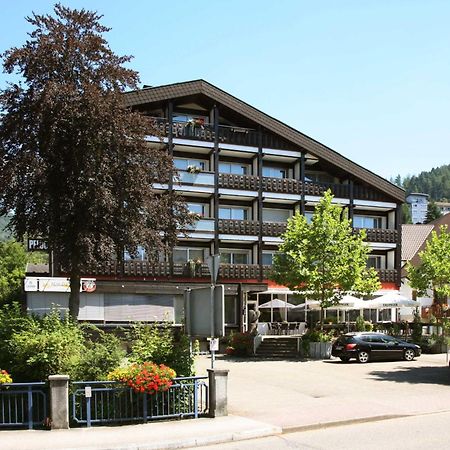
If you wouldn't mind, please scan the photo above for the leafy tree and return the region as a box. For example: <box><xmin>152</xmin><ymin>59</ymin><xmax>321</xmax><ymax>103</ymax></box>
<box><xmin>425</xmin><ymin>201</ymin><xmax>442</xmax><ymax>223</ymax></box>
<box><xmin>0</xmin><ymin>5</ymin><xmax>190</xmax><ymax>317</ymax></box>
<box><xmin>408</xmin><ymin>225</ymin><xmax>450</xmax><ymax>321</ymax></box>
<box><xmin>271</xmin><ymin>190</ymin><xmax>381</xmax><ymax>329</ymax></box>
<box><xmin>0</xmin><ymin>240</ymin><xmax>27</xmax><ymax>304</ymax></box>
<box><xmin>402</xmin><ymin>203</ymin><xmax>412</xmax><ymax>224</ymax></box>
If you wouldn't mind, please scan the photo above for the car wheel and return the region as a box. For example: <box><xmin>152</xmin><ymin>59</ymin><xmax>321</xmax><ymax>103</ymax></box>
<box><xmin>357</xmin><ymin>351</ymin><xmax>370</xmax><ymax>363</ymax></box>
<box><xmin>404</xmin><ymin>349</ymin><xmax>415</xmax><ymax>361</ymax></box>
<box><xmin>340</xmin><ymin>356</ymin><xmax>350</xmax><ymax>363</ymax></box>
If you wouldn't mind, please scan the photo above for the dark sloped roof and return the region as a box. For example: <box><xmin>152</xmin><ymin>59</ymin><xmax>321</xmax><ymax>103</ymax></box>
<box><xmin>124</xmin><ymin>79</ymin><xmax>405</xmax><ymax>202</ymax></box>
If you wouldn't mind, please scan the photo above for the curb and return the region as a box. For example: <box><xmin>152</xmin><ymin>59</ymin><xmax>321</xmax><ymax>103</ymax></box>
<box><xmin>281</xmin><ymin>414</ymin><xmax>410</xmax><ymax>434</ymax></box>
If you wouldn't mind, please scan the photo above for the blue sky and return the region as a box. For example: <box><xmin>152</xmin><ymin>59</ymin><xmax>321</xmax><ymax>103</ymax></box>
<box><xmin>1</xmin><ymin>1</ymin><xmax>449</xmax><ymax>180</ymax></box>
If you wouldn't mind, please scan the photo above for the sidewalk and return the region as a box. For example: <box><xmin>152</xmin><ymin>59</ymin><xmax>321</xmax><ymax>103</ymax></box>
<box><xmin>1</xmin><ymin>416</ymin><xmax>281</xmax><ymax>450</ymax></box>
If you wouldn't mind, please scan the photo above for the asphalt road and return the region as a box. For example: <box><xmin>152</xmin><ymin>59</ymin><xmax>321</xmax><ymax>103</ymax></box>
<box><xmin>196</xmin><ymin>352</ymin><xmax>450</xmax><ymax>429</ymax></box>
<box><xmin>191</xmin><ymin>410</ymin><xmax>450</xmax><ymax>449</ymax></box>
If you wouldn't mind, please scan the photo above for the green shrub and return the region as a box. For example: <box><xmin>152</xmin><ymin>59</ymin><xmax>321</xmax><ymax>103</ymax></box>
<box><xmin>75</xmin><ymin>328</ymin><xmax>125</xmax><ymax>381</ymax></box>
<box><xmin>364</xmin><ymin>321</ymin><xmax>373</xmax><ymax>332</ymax></box>
<box><xmin>355</xmin><ymin>315</ymin><xmax>365</xmax><ymax>332</ymax></box>
<box><xmin>127</xmin><ymin>322</ymin><xmax>195</xmax><ymax>376</ymax></box>
<box><xmin>412</xmin><ymin>309</ymin><xmax>423</xmax><ymax>344</ymax></box>
<box><xmin>8</xmin><ymin>310</ymin><xmax>84</xmax><ymax>381</ymax></box>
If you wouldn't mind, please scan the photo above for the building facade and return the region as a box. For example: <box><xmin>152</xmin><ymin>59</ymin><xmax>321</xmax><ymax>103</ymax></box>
<box><xmin>406</xmin><ymin>192</ymin><xmax>429</xmax><ymax>224</ymax></box>
<box><xmin>26</xmin><ymin>80</ymin><xmax>405</xmax><ymax>331</ymax></box>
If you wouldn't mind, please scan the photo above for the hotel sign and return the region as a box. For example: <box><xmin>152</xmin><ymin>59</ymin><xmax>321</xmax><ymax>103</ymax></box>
<box><xmin>24</xmin><ymin>277</ymin><xmax>96</xmax><ymax>293</ymax></box>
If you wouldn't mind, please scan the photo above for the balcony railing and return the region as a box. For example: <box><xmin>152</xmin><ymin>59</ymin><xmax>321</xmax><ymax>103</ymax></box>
<box><xmin>150</xmin><ymin>117</ymin><xmax>293</xmax><ymax>150</ymax></box>
<box><xmin>218</xmin><ymin>173</ymin><xmax>384</xmax><ymax>202</ymax></box>
<box><xmin>361</xmin><ymin>228</ymin><xmax>398</xmax><ymax>243</ymax></box>
<box><xmin>218</xmin><ymin>219</ymin><xmax>259</xmax><ymax>235</ymax></box>
<box><xmin>85</xmin><ymin>262</ymin><xmax>397</xmax><ymax>284</ymax></box>
<box><xmin>377</xmin><ymin>269</ymin><xmax>397</xmax><ymax>283</ymax></box>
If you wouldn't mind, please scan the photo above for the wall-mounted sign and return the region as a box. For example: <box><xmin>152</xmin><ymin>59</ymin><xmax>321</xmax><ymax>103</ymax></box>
<box><xmin>24</xmin><ymin>277</ymin><xmax>96</xmax><ymax>293</ymax></box>
<box><xmin>27</xmin><ymin>238</ymin><xmax>48</xmax><ymax>252</ymax></box>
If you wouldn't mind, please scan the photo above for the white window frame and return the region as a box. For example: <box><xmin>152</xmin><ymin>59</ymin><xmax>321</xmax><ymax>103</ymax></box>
<box><xmin>262</xmin><ymin>251</ymin><xmax>278</xmax><ymax>266</ymax></box>
<box><xmin>173</xmin><ymin>247</ymin><xmax>206</xmax><ymax>263</ymax></box>
<box><xmin>367</xmin><ymin>255</ymin><xmax>385</xmax><ymax>270</ymax></box>
<box><xmin>262</xmin><ymin>208</ymin><xmax>292</xmax><ymax>223</ymax></box>
<box><xmin>353</xmin><ymin>215</ymin><xmax>385</xmax><ymax>229</ymax></box>
<box><xmin>187</xmin><ymin>202</ymin><xmax>210</xmax><ymax>217</ymax></box>
<box><xmin>262</xmin><ymin>166</ymin><xmax>287</xmax><ymax>179</ymax></box>
<box><xmin>219</xmin><ymin>162</ymin><xmax>250</xmax><ymax>176</ymax></box>
<box><xmin>219</xmin><ymin>206</ymin><xmax>250</xmax><ymax>221</ymax></box>
<box><xmin>174</xmin><ymin>157</ymin><xmax>208</xmax><ymax>171</ymax></box>
<box><xmin>219</xmin><ymin>248</ymin><xmax>251</xmax><ymax>265</ymax></box>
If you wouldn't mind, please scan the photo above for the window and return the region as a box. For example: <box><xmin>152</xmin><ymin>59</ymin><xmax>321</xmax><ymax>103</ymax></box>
<box><xmin>304</xmin><ymin>211</ymin><xmax>314</xmax><ymax>224</ymax></box>
<box><xmin>219</xmin><ymin>206</ymin><xmax>249</xmax><ymax>220</ymax></box>
<box><xmin>173</xmin><ymin>247</ymin><xmax>205</xmax><ymax>263</ymax></box>
<box><xmin>124</xmin><ymin>246</ymin><xmax>146</xmax><ymax>261</ymax></box>
<box><xmin>353</xmin><ymin>215</ymin><xmax>383</xmax><ymax>229</ymax></box>
<box><xmin>173</xmin><ymin>113</ymin><xmax>208</xmax><ymax>124</ymax></box>
<box><xmin>367</xmin><ymin>255</ymin><xmax>385</xmax><ymax>269</ymax></box>
<box><xmin>174</xmin><ymin>158</ymin><xmax>208</xmax><ymax>171</ymax></box>
<box><xmin>219</xmin><ymin>162</ymin><xmax>249</xmax><ymax>175</ymax></box>
<box><xmin>262</xmin><ymin>251</ymin><xmax>278</xmax><ymax>265</ymax></box>
<box><xmin>187</xmin><ymin>202</ymin><xmax>209</xmax><ymax>217</ymax></box>
<box><xmin>220</xmin><ymin>249</ymin><xmax>250</xmax><ymax>264</ymax></box>
<box><xmin>262</xmin><ymin>208</ymin><xmax>291</xmax><ymax>222</ymax></box>
<box><xmin>225</xmin><ymin>296</ymin><xmax>238</xmax><ymax>325</ymax></box>
<box><xmin>304</xmin><ymin>171</ymin><xmax>335</xmax><ymax>183</ymax></box>
<box><xmin>262</xmin><ymin>166</ymin><xmax>287</xmax><ymax>179</ymax></box>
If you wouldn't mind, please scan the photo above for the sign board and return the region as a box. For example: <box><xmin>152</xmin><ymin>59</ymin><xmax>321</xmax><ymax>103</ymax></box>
<box><xmin>184</xmin><ymin>285</ymin><xmax>225</xmax><ymax>337</ymax></box>
<box><xmin>209</xmin><ymin>338</ymin><xmax>219</xmax><ymax>352</ymax></box>
<box><xmin>24</xmin><ymin>277</ymin><xmax>96</xmax><ymax>293</ymax></box>
<box><xmin>206</xmin><ymin>255</ymin><xmax>220</xmax><ymax>285</ymax></box>
<box><xmin>27</xmin><ymin>238</ymin><xmax>48</xmax><ymax>252</ymax></box>
<box><xmin>84</xmin><ymin>386</ymin><xmax>92</xmax><ymax>398</ymax></box>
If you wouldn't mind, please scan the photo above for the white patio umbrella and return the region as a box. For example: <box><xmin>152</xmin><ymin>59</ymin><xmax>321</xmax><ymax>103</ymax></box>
<box><xmin>364</xmin><ymin>293</ymin><xmax>420</xmax><ymax>309</ymax></box>
<box><xmin>258</xmin><ymin>298</ymin><xmax>295</xmax><ymax>322</ymax></box>
<box><xmin>364</xmin><ymin>292</ymin><xmax>420</xmax><ymax>323</ymax></box>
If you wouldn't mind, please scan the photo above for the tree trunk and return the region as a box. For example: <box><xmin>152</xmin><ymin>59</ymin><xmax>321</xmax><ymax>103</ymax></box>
<box><xmin>69</xmin><ymin>272</ymin><xmax>81</xmax><ymax>319</ymax></box>
<box><xmin>320</xmin><ymin>307</ymin><xmax>324</xmax><ymax>331</ymax></box>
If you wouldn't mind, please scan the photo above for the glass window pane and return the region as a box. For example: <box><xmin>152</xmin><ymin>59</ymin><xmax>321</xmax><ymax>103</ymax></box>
<box><xmin>174</xmin><ymin>159</ymin><xmax>187</xmax><ymax>170</ymax></box>
<box><xmin>220</xmin><ymin>252</ymin><xmax>232</xmax><ymax>264</ymax></box>
<box><xmin>225</xmin><ymin>296</ymin><xmax>237</xmax><ymax>324</ymax></box>
<box><xmin>231</xmin><ymin>209</ymin><xmax>245</xmax><ymax>220</ymax></box>
<box><xmin>219</xmin><ymin>208</ymin><xmax>231</xmax><ymax>219</ymax></box>
<box><xmin>219</xmin><ymin>163</ymin><xmax>230</xmax><ymax>173</ymax></box>
<box><xmin>173</xmin><ymin>249</ymin><xmax>188</xmax><ymax>263</ymax></box>
<box><xmin>262</xmin><ymin>253</ymin><xmax>273</xmax><ymax>265</ymax></box>
<box><xmin>189</xmin><ymin>249</ymin><xmax>204</xmax><ymax>262</ymax></box>
<box><xmin>233</xmin><ymin>253</ymin><xmax>248</xmax><ymax>264</ymax></box>
<box><xmin>187</xmin><ymin>203</ymin><xmax>204</xmax><ymax>215</ymax></box>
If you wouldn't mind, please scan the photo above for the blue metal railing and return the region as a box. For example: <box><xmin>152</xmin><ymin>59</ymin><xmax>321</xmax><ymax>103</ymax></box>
<box><xmin>0</xmin><ymin>382</ymin><xmax>48</xmax><ymax>429</ymax></box>
<box><xmin>71</xmin><ymin>376</ymin><xmax>208</xmax><ymax>427</ymax></box>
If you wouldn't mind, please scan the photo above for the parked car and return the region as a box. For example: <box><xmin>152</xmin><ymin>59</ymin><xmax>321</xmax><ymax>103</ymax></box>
<box><xmin>332</xmin><ymin>332</ymin><xmax>421</xmax><ymax>363</ymax></box>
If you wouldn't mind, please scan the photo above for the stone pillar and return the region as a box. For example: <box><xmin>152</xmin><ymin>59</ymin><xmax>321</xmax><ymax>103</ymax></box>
<box><xmin>208</xmin><ymin>368</ymin><xmax>229</xmax><ymax>418</ymax></box>
<box><xmin>48</xmin><ymin>375</ymin><xmax>70</xmax><ymax>429</ymax></box>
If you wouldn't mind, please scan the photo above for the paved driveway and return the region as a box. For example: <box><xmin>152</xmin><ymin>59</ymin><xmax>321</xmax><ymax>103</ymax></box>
<box><xmin>196</xmin><ymin>353</ymin><xmax>450</xmax><ymax>429</ymax></box>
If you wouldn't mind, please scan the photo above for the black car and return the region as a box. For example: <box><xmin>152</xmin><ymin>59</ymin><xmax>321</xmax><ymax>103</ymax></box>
<box><xmin>332</xmin><ymin>332</ymin><xmax>421</xmax><ymax>363</ymax></box>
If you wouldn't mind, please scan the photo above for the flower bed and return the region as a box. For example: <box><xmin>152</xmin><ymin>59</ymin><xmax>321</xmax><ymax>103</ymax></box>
<box><xmin>107</xmin><ymin>362</ymin><xmax>176</xmax><ymax>394</ymax></box>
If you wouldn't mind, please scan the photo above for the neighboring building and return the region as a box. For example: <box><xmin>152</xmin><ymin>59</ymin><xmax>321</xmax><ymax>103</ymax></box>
<box><xmin>405</xmin><ymin>192</ymin><xmax>429</xmax><ymax>224</ymax></box>
<box><xmin>26</xmin><ymin>80</ymin><xmax>405</xmax><ymax>331</ymax></box>
<box><xmin>401</xmin><ymin>214</ymin><xmax>450</xmax><ymax>313</ymax></box>
<box><xmin>435</xmin><ymin>201</ymin><xmax>450</xmax><ymax>216</ymax></box>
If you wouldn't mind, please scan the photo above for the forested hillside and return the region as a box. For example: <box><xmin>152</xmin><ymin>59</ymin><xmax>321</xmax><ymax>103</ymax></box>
<box><xmin>391</xmin><ymin>164</ymin><xmax>450</xmax><ymax>201</ymax></box>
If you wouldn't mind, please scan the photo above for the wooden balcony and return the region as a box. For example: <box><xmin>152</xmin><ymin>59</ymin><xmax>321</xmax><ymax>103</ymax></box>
<box><xmin>362</xmin><ymin>228</ymin><xmax>398</xmax><ymax>243</ymax></box>
<box><xmin>377</xmin><ymin>269</ymin><xmax>397</xmax><ymax>283</ymax></box>
<box><xmin>150</xmin><ymin>118</ymin><xmax>292</xmax><ymax>150</ymax></box>
<box><xmin>218</xmin><ymin>219</ymin><xmax>259</xmax><ymax>235</ymax></box>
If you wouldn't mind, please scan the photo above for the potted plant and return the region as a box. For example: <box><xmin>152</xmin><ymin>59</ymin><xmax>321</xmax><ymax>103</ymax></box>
<box><xmin>302</xmin><ymin>330</ymin><xmax>334</xmax><ymax>359</ymax></box>
<box><xmin>187</xmin><ymin>165</ymin><xmax>202</xmax><ymax>174</ymax></box>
